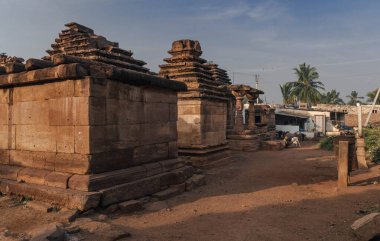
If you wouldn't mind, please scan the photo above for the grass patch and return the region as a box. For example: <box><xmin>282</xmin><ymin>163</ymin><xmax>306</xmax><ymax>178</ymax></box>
<box><xmin>319</xmin><ymin>136</ymin><xmax>334</xmax><ymax>151</ymax></box>
<box><xmin>364</xmin><ymin>127</ymin><xmax>380</xmax><ymax>163</ymax></box>
<box><xmin>11</xmin><ymin>195</ymin><xmax>32</xmax><ymax>206</ymax></box>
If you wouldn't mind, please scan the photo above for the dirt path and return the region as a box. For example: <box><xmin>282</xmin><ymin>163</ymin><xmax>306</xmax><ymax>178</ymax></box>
<box><xmin>1</xmin><ymin>142</ymin><xmax>380</xmax><ymax>240</ymax></box>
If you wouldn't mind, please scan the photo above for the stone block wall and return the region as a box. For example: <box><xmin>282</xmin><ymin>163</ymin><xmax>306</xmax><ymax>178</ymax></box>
<box><xmin>0</xmin><ymin>23</ymin><xmax>196</xmax><ymax>210</ymax></box>
<box><xmin>177</xmin><ymin>99</ymin><xmax>227</xmax><ymax>148</ymax></box>
<box><xmin>0</xmin><ymin>59</ymin><xmax>192</xmax><ymax>210</ymax></box>
<box><xmin>0</xmin><ymin>77</ymin><xmax>178</xmax><ymax>175</ymax></box>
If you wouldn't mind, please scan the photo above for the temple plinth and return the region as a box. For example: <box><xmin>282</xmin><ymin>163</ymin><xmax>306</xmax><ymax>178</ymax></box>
<box><xmin>159</xmin><ymin>40</ymin><xmax>230</xmax><ymax>167</ymax></box>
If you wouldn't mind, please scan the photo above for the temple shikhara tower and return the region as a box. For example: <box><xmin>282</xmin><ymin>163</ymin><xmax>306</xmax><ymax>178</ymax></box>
<box><xmin>44</xmin><ymin>22</ymin><xmax>149</xmax><ymax>73</ymax></box>
<box><xmin>204</xmin><ymin>62</ymin><xmax>232</xmax><ymax>86</ymax></box>
<box><xmin>0</xmin><ymin>23</ymin><xmax>199</xmax><ymax>210</ymax></box>
<box><xmin>159</xmin><ymin>40</ymin><xmax>230</xmax><ymax>166</ymax></box>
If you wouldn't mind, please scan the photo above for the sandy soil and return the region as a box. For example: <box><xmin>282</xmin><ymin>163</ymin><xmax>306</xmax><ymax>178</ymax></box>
<box><xmin>1</xmin><ymin>142</ymin><xmax>380</xmax><ymax>241</ymax></box>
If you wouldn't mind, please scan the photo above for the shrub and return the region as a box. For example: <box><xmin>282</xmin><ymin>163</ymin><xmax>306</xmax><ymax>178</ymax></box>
<box><xmin>364</xmin><ymin>128</ymin><xmax>380</xmax><ymax>163</ymax></box>
<box><xmin>319</xmin><ymin>136</ymin><xmax>334</xmax><ymax>151</ymax></box>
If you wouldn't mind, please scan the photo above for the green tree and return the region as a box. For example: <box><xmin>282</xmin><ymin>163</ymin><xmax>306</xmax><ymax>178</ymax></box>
<box><xmin>290</xmin><ymin>62</ymin><xmax>324</xmax><ymax>107</ymax></box>
<box><xmin>279</xmin><ymin>82</ymin><xmax>296</xmax><ymax>105</ymax></box>
<box><xmin>346</xmin><ymin>90</ymin><xmax>364</xmax><ymax>105</ymax></box>
<box><xmin>320</xmin><ymin>89</ymin><xmax>345</xmax><ymax>104</ymax></box>
<box><xmin>366</xmin><ymin>89</ymin><xmax>380</xmax><ymax>104</ymax></box>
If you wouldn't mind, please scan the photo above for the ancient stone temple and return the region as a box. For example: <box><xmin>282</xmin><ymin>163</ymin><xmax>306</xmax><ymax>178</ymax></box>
<box><xmin>0</xmin><ymin>23</ymin><xmax>195</xmax><ymax>210</ymax></box>
<box><xmin>159</xmin><ymin>40</ymin><xmax>229</xmax><ymax>167</ymax></box>
<box><xmin>227</xmin><ymin>85</ymin><xmax>264</xmax><ymax>151</ymax></box>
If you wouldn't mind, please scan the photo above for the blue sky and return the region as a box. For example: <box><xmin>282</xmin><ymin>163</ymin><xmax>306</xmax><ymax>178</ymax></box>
<box><xmin>1</xmin><ymin>0</ymin><xmax>380</xmax><ymax>103</ymax></box>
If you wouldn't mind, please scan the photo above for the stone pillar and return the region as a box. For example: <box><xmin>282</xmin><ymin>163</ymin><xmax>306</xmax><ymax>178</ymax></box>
<box><xmin>248</xmin><ymin>100</ymin><xmax>256</xmax><ymax>130</ymax></box>
<box><xmin>235</xmin><ymin>96</ymin><xmax>244</xmax><ymax>132</ymax></box>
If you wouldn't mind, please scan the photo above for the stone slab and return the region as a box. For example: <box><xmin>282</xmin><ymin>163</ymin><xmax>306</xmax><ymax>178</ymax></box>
<box><xmin>0</xmin><ymin>178</ymin><xmax>101</xmax><ymax>210</ymax></box>
<box><xmin>228</xmin><ymin>139</ymin><xmax>261</xmax><ymax>152</ymax></box>
<box><xmin>17</xmin><ymin>167</ymin><xmax>50</xmax><ymax>185</ymax></box>
<box><xmin>118</xmin><ymin>200</ymin><xmax>144</xmax><ymax>213</ymax></box>
<box><xmin>151</xmin><ymin>185</ymin><xmax>185</xmax><ymax>200</ymax></box>
<box><xmin>0</xmin><ymin>164</ymin><xmax>23</xmax><ymax>180</ymax></box>
<box><xmin>0</xmin><ymin>63</ymin><xmax>88</xmax><ymax>87</ymax></box>
<box><xmin>185</xmin><ymin>174</ymin><xmax>206</xmax><ymax>191</ymax></box>
<box><xmin>26</xmin><ymin>200</ymin><xmax>54</xmax><ymax>212</ymax></box>
<box><xmin>68</xmin><ymin>166</ymin><xmax>147</xmax><ymax>192</ymax></box>
<box><xmin>159</xmin><ymin>158</ymin><xmax>186</xmax><ymax>172</ymax></box>
<box><xmin>351</xmin><ymin>212</ymin><xmax>380</xmax><ymax>240</ymax></box>
<box><xmin>44</xmin><ymin>172</ymin><xmax>72</xmax><ymax>189</ymax></box>
<box><xmin>100</xmin><ymin>175</ymin><xmax>161</xmax><ymax>207</ymax></box>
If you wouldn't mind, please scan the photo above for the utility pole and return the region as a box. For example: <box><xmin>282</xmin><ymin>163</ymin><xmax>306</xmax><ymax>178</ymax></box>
<box><xmin>357</xmin><ymin>102</ymin><xmax>363</xmax><ymax>137</ymax></box>
<box><xmin>364</xmin><ymin>86</ymin><xmax>380</xmax><ymax>127</ymax></box>
<box><xmin>232</xmin><ymin>72</ymin><xmax>235</xmax><ymax>84</ymax></box>
<box><xmin>255</xmin><ymin>74</ymin><xmax>259</xmax><ymax>104</ymax></box>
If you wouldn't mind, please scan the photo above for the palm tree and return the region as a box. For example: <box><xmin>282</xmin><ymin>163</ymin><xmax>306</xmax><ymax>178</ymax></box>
<box><xmin>279</xmin><ymin>82</ymin><xmax>296</xmax><ymax>105</ymax></box>
<box><xmin>346</xmin><ymin>90</ymin><xmax>364</xmax><ymax>105</ymax></box>
<box><xmin>367</xmin><ymin>89</ymin><xmax>380</xmax><ymax>104</ymax></box>
<box><xmin>290</xmin><ymin>62</ymin><xmax>325</xmax><ymax>107</ymax></box>
<box><xmin>320</xmin><ymin>89</ymin><xmax>345</xmax><ymax>104</ymax></box>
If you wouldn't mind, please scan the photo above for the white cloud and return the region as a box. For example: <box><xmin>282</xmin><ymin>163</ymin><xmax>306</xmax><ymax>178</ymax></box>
<box><xmin>198</xmin><ymin>1</ymin><xmax>290</xmax><ymax>22</ymax></box>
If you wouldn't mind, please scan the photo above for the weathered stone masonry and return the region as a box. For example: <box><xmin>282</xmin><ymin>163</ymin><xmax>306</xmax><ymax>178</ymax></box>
<box><xmin>159</xmin><ymin>40</ymin><xmax>230</xmax><ymax>167</ymax></box>
<box><xmin>0</xmin><ymin>23</ymin><xmax>195</xmax><ymax>210</ymax></box>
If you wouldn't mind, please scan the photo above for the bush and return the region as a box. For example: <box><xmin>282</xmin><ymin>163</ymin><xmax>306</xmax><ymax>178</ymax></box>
<box><xmin>364</xmin><ymin>128</ymin><xmax>380</xmax><ymax>163</ymax></box>
<box><xmin>319</xmin><ymin>136</ymin><xmax>334</xmax><ymax>151</ymax></box>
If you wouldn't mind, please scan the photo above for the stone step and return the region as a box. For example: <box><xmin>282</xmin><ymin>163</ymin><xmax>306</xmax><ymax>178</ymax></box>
<box><xmin>185</xmin><ymin>174</ymin><xmax>206</xmax><ymax>191</ymax></box>
<box><xmin>118</xmin><ymin>200</ymin><xmax>144</xmax><ymax>213</ymax></box>
<box><xmin>26</xmin><ymin>200</ymin><xmax>54</xmax><ymax>213</ymax></box>
<box><xmin>0</xmin><ymin>178</ymin><xmax>100</xmax><ymax>211</ymax></box>
<box><xmin>199</xmin><ymin>156</ymin><xmax>232</xmax><ymax>170</ymax></box>
<box><xmin>100</xmin><ymin>165</ymin><xmax>193</xmax><ymax>207</ymax></box>
<box><xmin>188</xmin><ymin>149</ymin><xmax>231</xmax><ymax>168</ymax></box>
<box><xmin>68</xmin><ymin>158</ymin><xmax>186</xmax><ymax>192</ymax></box>
<box><xmin>152</xmin><ymin>184</ymin><xmax>185</xmax><ymax>201</ymax></box>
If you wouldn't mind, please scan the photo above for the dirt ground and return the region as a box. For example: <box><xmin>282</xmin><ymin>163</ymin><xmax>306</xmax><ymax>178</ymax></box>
<box><xmin>1</xmin><ymin>141</ymin><xmax>380</xmax><ymax>241</ymax></box>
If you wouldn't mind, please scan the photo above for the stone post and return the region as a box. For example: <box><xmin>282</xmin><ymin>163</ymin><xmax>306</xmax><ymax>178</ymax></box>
<box><xmin>248</xmin><ymin>100</ymin><xmax>256</xmax><ymax>130</ymax></box>
<box><xmin>338</xmin><ymin>141</ymin><xmax>349</xmax><ymax>188</ymax></box>
<box><xmin>235</xmin><ymin>96</ymin><xmax>244</xmax><ymax>132</ymax></box>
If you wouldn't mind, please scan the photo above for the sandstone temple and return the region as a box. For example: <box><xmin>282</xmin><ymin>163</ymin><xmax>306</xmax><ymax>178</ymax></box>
<box><xmin>0</xmin><ymin>23</ymin><xmax>275</xmax><ymax>210</ymax></box>
<box><xmin>159</xmin><ymin>40</ymin><xmax>230</xmax><ymax>167</ymax></box>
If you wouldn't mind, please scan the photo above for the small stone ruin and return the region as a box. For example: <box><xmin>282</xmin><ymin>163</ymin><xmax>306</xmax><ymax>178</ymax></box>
<box><xmin>227</xmin><ymin>84</ymin><xmax>264</xmax><ymax>151</ymax></box>
<box><xmin>159</xmin><ymin>40</ymin><xmax>230</xmax><ymax>167</ymax></box>
<box><xmin>0</xmin><ymin>23</ymin><xmax>196</xmax><ymax>210</ymax></box>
